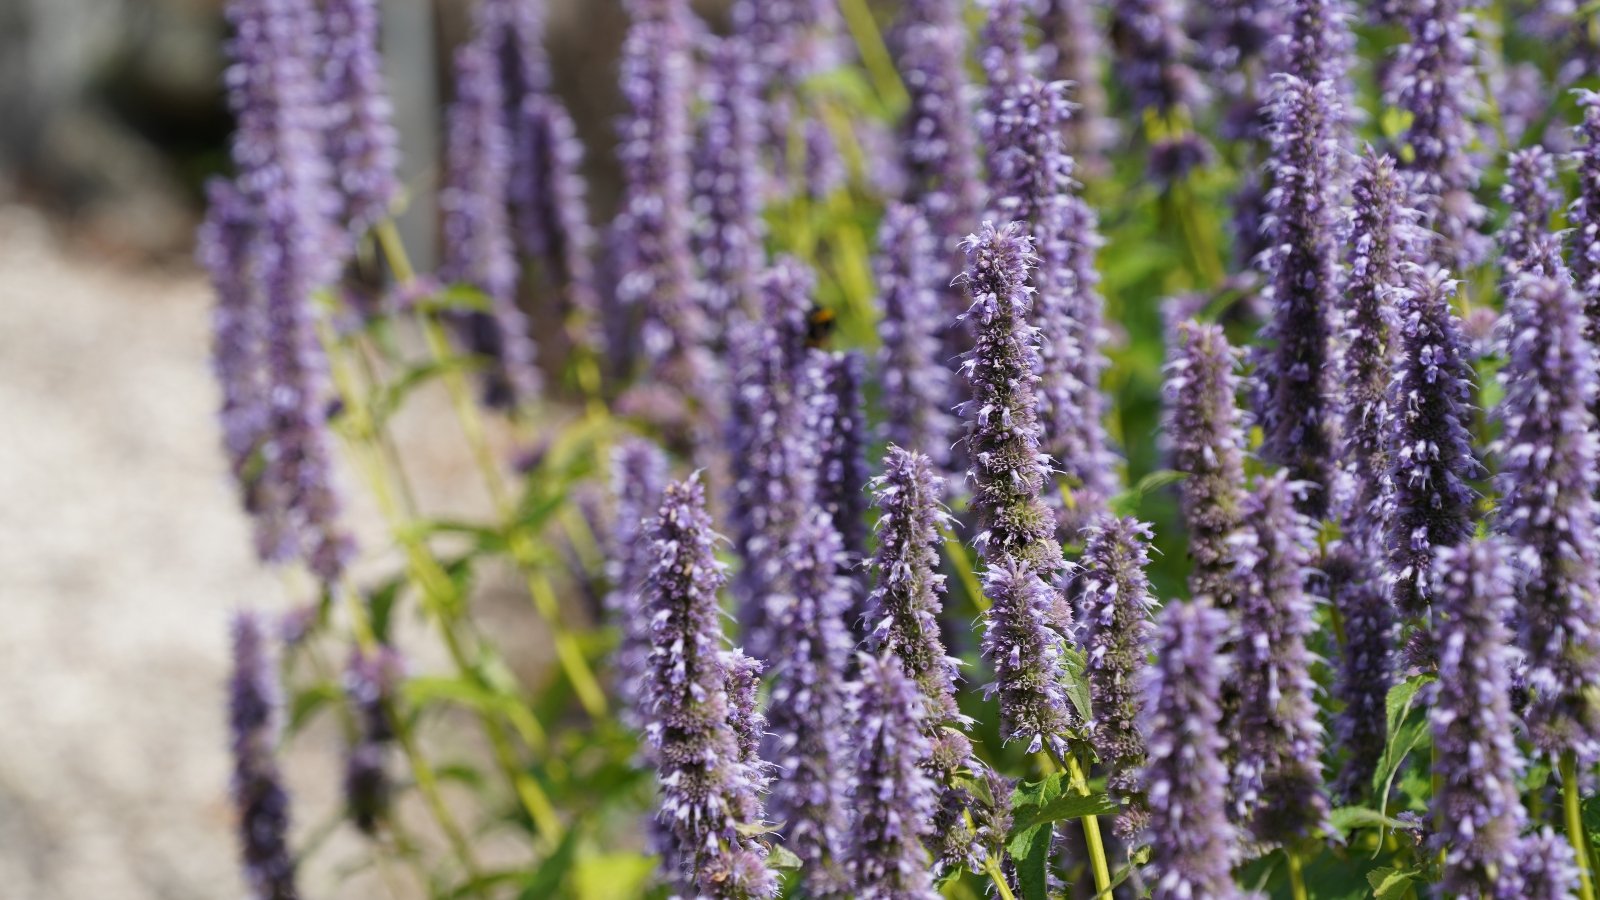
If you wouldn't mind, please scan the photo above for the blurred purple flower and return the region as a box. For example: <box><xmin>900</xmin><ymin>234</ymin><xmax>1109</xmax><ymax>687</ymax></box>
<box><xmin>1494</xmin><ymin>274</ymin><xmax>1600</xmax><ymax>760</ymax></box>
<box><xmin>1141</xmin><ymin>601</ymin><xmax>1242</xmax><ymax>900</ymax></box>
<box><xmin>844</xmin><ymin>653</ymin><xmax>942</xmax><ymax>900</ymax></box>
<box><xmin>440</xmin><ymin>39</ymin><xmax>541</xmax><ymax>408</ymax></box>
<box><xmin>1429</xmin><ymin>539</ymin><xmax>1531</xmax><ymax>898</ymax></box>
<box><xmin>229</xmin><ymin>610</ymin><xmax>299</xmax><ymax>900</ymax></box>
<box><xmin>765</xmin><ymin>508</ymin><xmax>854</xmax><ymax>895</ymax></box>
<box><xmin>321</xmin><ymin>0</ymin><xmax>400</xmax><ymax>232</ymax></box>
<box><xmin>875</xmin><ymin>204</ymin><xmax>957</xmax><ymax>470</ymax></box>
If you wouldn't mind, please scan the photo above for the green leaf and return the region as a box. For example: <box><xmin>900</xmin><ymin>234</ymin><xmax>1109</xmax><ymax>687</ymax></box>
<box><xmin>1372</xmin><ymin>675</ymin><xmax>1434</xmax><ymax>798</ymax></box>
<box><xmin>1062</xmin><ymin>647</ymin><xmax>1094</xmax><ymax>725</ymax></box>
<box><xmin>1367</xmin><ymin>865</ymin><xmax>1420</xmax><ymax>899</ymax></box>
<box><xmin>368</xmin><ymin>356</ymin><xmax>483</xmax><ymax>426</ymax></box>
<box><xmin>285</xmin><ymin>680</ymin><xmax>341</xmax><ymax>737</ymax></box>
<box><xmin>767</xmin><ymin>844</ymin><xmax>804</xmax><ymax>870</ymax></box>
<box><xmin>1328</xmin><ymin>805</ymin><xmax>1420</xmax><ymax>838</ymax></box>
<box><xmin>1107</xmin><ymin>469</ymin><xmax>1188</xmax><ymax>515</ymax></box>
<box><xmin>1009</xmin><ymin>773</ymin><xmax>1117</xmax><ymax>835</ymax></box>
<box><xmin>419</xmin><ymin>283</ymin><xmax>494</xmax><ymax>314</ymax></box>
<box><xmin>1006</xmin><ymin>810</ymin><xmax>1056</xmax><ymax>900</ymax></box>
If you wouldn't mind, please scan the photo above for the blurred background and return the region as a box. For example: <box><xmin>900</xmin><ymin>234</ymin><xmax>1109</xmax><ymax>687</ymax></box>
<box><xmin>0</xmin><ymin>1</ymin><xmax>652</xmax><ymax>896</ymax></box>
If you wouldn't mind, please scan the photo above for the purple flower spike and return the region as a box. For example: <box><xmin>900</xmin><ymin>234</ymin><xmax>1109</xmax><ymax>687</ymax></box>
<box><xmin>1385</xmin><ymin>265</ymin><xmax>1477</xmax><ymax>619</ymax></box>
<box><xmin>693</xmin><ymin>36</ymin><xmax>766</xmax><ymax>322</ymax></box>
<box><xmin>1573</xmin><ymin>91</ymin><xmax>1600</xmax><ymax>365</ymax></box>
<box><xmin>223</xmin><ymin>0</ymin><xmax>354</xmax><ymax>582</ymax></box>
<box><xmin>1328</xmin><ymin>150</ymin><xmax>1417</xmax><ymax>798</ymax></box>
<box><xmin>1339</xmin><ymin>149</ymin><xmax>1421</xmax><ymax>536</ymax></box>
<box><xmin>224</xmin><ymin>0</ymin><xmax>341</xmax><ymax>288</ymax></box>
<box><xmin>765</xmin><ymin>509</ymin><xmax>854</xmax><ymax>895</ymax></box>
<box><xmin>441</xmin><ymin>39</ymin><xmax>541</xmax><ymax>408</ymax></box>
<box><xmin>981</xmin><ymin>562</ymin><xmax>1076</xmax><ymax>756</ymax></box>
<box><xmin>1255</xmin><ymin>74</ymin><xmax>1344</xmax><ymax>520</ymax></box>
<box><xmin>1516</xmin><ymin>829</ymin><xmax>1580</xmax><ymax>900</ymax></box>
<box><xmin>979</xmin><ymin>0</ymin><xmax>1035</xmax><ymax>149</ymax></box>
<box><xmin>807</xmin><ymin>350</ymin><xmax>871</xmax><ymax>594</ymax></box>
<box><xmin>1078</xmin><ymin>515</ymin><xmax>1158</xmax><ymax>839</ymax></box>
<box><xmin>642</xmin><ymin>476</ymin><xmax>777</xmax><ymax>898</ymax></box>
<box><xmin>1039</xmin><ymin>0</ymin><xmax>1114</xmax><ymax>173</ymax></box>
<box><xmin>321</xmin><ymin>0</ymin><xmax>400</xmax><ymax>232</ymax></box>
<box><xmin>844</xmin><ymin>653</ymin><xmax>942</xmax><ymax>900</ymax></box>
<box><xmin>200</xmin><ymin>179</ymin><xmax>278</xmax><ymax>554</ymax></box>
<box><xmin>728</xmin><ymin>258</ymin><xmax>819</xmax><ymax>658</ymax></box>
<box><xmin>617</xmin><ymin>0</ymin><xmax>704</xmax><ymax>393</ymax></box>
<box><xmin>866</xmin><ymin>447</ymin><xmax>965</xmax><ymax>730</ymax></box>
<box><xmin>1428</xmin><ymin>540</ymin><xmax>1530</xmax><ymax>898</ymax></box>
<box><xmin>876</xmin><ymin>204</ymin><xmax>957</xmax><ymax>469</ymax></box>
<box><xmin>343</xmin><ymin>645</ymin><xmax>403</xmax><ymax>834</ymax></box>
<box><xmin>1230</xmin><ymin>474</ymin><xmax>1330</xmax><ymax>841</ymax></box>
<box><xmin>1273</xmin><ymin>0</ymin><xmax>1354</xmax><ymax>92</ymax></box>
<box><xmin>983</xmin><ymin>69</ymin><xmax>1118</xmax><ymax>529</ymax></box>
<box><xmin>229</xmin><ymin>611</ymin><xmax>299</xmax><ymax>900</ymax></box>
<box><xmin>474</xmin><ymin>0</ymin><xmax>552</xmax><ymax>99</ymax></box>
<box><xmin>1499</xmin><ymin>146</ymin><xmax>1564</xmax><ymax>282</ymax></box>
<box><xmin>605</xmin><ymin>438</ymin><xmax>670</xmax><ymax>719</ymax></box>
<box><xmin>958</xmin><ymin>222</ymin><xmax>1066</xmax><ymax>579</ymax></box>
<box><xmin>1109</xmin><ymin>0</ymin><xmax>1204</xmax><ymax>119</ymax></box>
<box><xmin>1141</xmin><ymin>602</ymin><xmax>1242</xmax><ymax>900</ymax></box>
<box><xmin>1162</xmin><ymin>320</ymin><xmax>1247</xmax><ymax>610</ymax></box>
<box><xmin>1495</xmin><ymin>274</ymin><xmax>1600</xmax><ymax>760</ymax></box>
<box><xmin>895</xmin><ymin>0</ymin><xmax>984</xmax><ymax>253</ymax></box>
<box><xmin>514</xmin><ymin>94</ymin><xmax>602</xmax><ymax>346</ymax></box>
<box><xmin>1389</xmin><ymin>0</ymin><xmax>1488</xmax><ymax>269</ymax></box>
<box><xmin>724</xmin><ymin>649</ymin><xmax>770</xmax><ymax>780</ymax></box>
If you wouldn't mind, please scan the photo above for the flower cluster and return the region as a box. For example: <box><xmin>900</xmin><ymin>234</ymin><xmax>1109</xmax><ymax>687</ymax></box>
<box><xmin>229</xmin><ymin>611</ymin><xmax>299</xmax><ymax>900</ymax></box>
<box><xmin>605</xmin><ymin>438</ymin><xmax>671</xmax><ymax>718</ymax></box>
<box><xmin>875</xmin><ymin>204</ymin><xmax>957</xmax><ymax>469</ymax></box>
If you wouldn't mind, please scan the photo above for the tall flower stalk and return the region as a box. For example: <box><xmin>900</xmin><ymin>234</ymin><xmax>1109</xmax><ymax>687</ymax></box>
<box><xmin>1388</xmin><ymin>0</ymin><xmax>1487</xmax><ymax>269</ymax></box>
<box><xmin>765</xmin><ymin>508</ymin><xmax>854</xmax><ymax>895</ymax></box>
<box><xmin>1141</xmin><ymin>601</ymin><xmax>1242</xmax><ymax>900</ymax></box>
<box><xmin>1429</xmin><ymin>540</ymin><xmax>1533</xmax><ymax>898</ymax></box>
<box><xmin>1329</xmin><ymin>149</ymin><xmax>1417</xmax><ymax>799</ymax></box>
<box><xmin>1230</xmin><ymin>474</ymin><xmax>1330</xmax><ymax>840</ymax></box>
<box><xmin>221</xmin><ymin>0</ymin><xmax>353</xmax><ymax>583</ymax></box>
<box><xmin>875</xmin><ymin>204</ymin><xmax>956</xmax><ymax>470</ymax></box>
<box><xmin>693</xmin><ymin>36</ymin><xmax>766</xmax><ymax>324</ymax></box>
<box><xmin>440</xmin><ymin>38</ymin><xmax>542</xmax><ymax>409</ymax></box>
<box><xmin>605</xmin><ymin>438</ymin><xmax>670</xmax><ymax>718</ymax></box>
<box><xmin>229</xmin><ymin>611</ymin><xmax>299</xmax><ymax>900</ymax></box>
<box><xmin>894</xmin><ymin>0</ymin><xmax>983</xmax><ymax>262</ymax></box>
<box><xmin>1163</xmin><ymin>319</ymin><xmax>1248</xmax><ymax>609</ymax></box>
<box><xmin>1078</xmin><ymin>515</ymin><xmax>1158</xmax><ymax>839</ymax></box>
<box><xmin>844</xmin><ymin>654</ymin><xmax>942</xmax><ymax>900</ymax></box>
<box><xmin>642</xmin><ymin>476</ymin><xmax>777</xmax><ymax>898</ymax></box>
<box><xmin>1494</xmin><ymin>274</ymin><xmax>1600</xmax><ymax>761</ymax></box>
<box><xmin>321</xmin><ymin>0</ymin><xmax>400</xmax><ymax>233</ymax></box>
<box><xmin>1255</xmin><ymin>73</ymin><xmax>1343</xmax><ymax>520</ymax></box>
<box><xmin>1385</xmin><ymin>266</ymin><xmax>1478</xmax><ymax>621</ymax></box>
<box><xmin>617</xmin><ymin>0</ymin><xmax>704</xmax><ymax>393</ymax></box>
<box><xmin>981</xmin><ymin>55</ymin><xmax>1117</xmax><ymax>530</ymax></box>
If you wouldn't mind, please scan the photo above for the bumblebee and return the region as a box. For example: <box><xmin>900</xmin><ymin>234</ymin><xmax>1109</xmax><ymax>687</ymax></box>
<box><xmin>805</xmin><ymin>304</ymin><xmax>837</xmax><ymax>348</ymax></box>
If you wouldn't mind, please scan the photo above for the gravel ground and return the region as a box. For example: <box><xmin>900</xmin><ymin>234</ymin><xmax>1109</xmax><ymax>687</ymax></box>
<box><xmin>0</xmin><ymin>206</ymin><xmax>411</xmax><ymax>898</ymax></box>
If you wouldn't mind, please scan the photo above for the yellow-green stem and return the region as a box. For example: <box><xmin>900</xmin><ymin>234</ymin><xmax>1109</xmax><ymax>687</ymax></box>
<box><xmin>379</xmin><ymin>218</ymin><xmax>609</xmax><ymax>719</ymax></box>
<box><xmin>320</xmin><ymin>322</ymin><xmax>567</xmax><ymax>844</ymax></box>
<box><xmin>1561</xmin><ymin>751</ymin><xmax>1598</xmax><ymax>900</ymax></box>
<box><xmin>1048</xmin><ymin>749</ymin><xmax>1113</xmax><ymax>898</ymax></box>
<box><xmin>836</xmin><ymin>0</ymin><xmax>908</xmax><ymax>113</ymax></box>
<box><xmin>1286</xmin><ymin>846</ymin><xmax>1309</xmax><ymax>900</ymax></box>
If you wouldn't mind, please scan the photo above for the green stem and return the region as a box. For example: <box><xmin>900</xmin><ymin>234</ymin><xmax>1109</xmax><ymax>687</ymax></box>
<box><xmin>983</xmin><ymin>858</ymin><xmax>1019</xmax><ymax>900</ymax></box>
<box><xmin>1049</xmin><ymin>749</ymin><xmax>1113</xmax><ymax>898</ymax></box>
<box><xmin>1561</xmin><ymin>751</ymin><xmax>1597</xmax><ymax>900</ymax></box>
<box><xmin>835</xmin><ymin>0</ymin><xmax>908</xmax><ymax>113</ymax></box>
<box><xmin>1286</xmin><ymin>846</ymin><xmax>1309</xmax><ymax>900</ymax></box>
<box><xmin>378</xmin><ymin>218</ymin><xmax>609</xmax><ymax>720</ymax></box>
